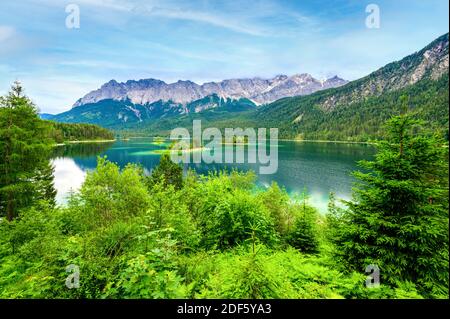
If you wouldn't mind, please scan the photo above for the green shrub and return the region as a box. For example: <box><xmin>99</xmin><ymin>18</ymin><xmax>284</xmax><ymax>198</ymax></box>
<box><xmin>200</xmin><ymin>189</ymin><xmax>277</xmax><ymax>249</ymax></box>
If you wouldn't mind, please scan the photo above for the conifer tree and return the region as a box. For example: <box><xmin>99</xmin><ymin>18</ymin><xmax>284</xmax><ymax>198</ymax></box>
<box><xmin>34</xmin><ymin>161</ymin><xmax>57</xmax><ymax>206</ymax></box>
<box><xmin>148</xmin><ymin>154</ymin><xmax>183</xmax><ymax>190</ymax></box>
<box><xmin>333</xmin><ymin>103</ymin><xmax>449</xmax><ymax>296</ymax></box>
<box><xmin>0</xmin><ymin>81</ymin><xmax>54</xmax><ymax>220</ymax></box>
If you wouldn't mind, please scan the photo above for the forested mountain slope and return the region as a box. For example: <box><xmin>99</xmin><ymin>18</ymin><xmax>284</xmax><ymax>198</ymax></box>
<box><xmin>257</xmin><ymin>75</ymin><xmax>448</xmax><ymax>141</ymax></box>
<box><xmin>253</xmin><ymin>33</ymin><xmax>449</xmax><ymax>141</ymax></box>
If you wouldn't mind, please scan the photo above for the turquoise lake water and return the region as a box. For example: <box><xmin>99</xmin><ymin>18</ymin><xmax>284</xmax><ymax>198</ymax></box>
<box><xmin>51</xmin><ymin>138</ymin><xmax>375</xmax><ymax>212</ymax></box>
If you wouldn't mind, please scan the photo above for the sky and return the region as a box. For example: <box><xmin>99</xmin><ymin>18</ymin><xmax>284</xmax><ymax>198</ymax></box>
<box><xmin>0</xmin><ymin>0</ymin><xmax>448</xmax><ymax>114</ymax></box>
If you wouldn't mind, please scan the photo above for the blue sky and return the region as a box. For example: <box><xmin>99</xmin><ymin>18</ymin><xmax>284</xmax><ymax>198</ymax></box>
<box><xmin>0</xmin><ymin>0</ymin><xmax>448</xmax><ymax>114</ymax></box>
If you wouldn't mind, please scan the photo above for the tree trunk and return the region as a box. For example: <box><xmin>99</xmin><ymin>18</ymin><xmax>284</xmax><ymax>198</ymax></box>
<box><xmin>6</xmin><ymin>192</ymin><xmax>13</xmax><ymax>221</ymax></box>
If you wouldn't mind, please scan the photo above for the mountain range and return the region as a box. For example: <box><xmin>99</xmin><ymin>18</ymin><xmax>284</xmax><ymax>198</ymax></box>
<box><xmin>73</xmin><ymin>73</ymin><xmax>348</xmax><ymax>107</ymax></box>
<box><xmin>49</xmin><ymin>74</ymin><xmax>347</xmax><ymax>126</ymax></box>
<box><xmin>47</xmin><ymin>33</ymin><xmax>449</xmax><ymax>141</ymax></box>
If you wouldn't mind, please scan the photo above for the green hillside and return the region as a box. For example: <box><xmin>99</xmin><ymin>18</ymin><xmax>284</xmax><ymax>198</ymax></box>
<box><xmin>254</xmin><ymin>75</ymin><xmax>449</xmax><ymax>141</ymax></box>
<box><xmin>51</xmin><ymin>95</ymin><xmax>257</xmax><ymax>129</ymax></box>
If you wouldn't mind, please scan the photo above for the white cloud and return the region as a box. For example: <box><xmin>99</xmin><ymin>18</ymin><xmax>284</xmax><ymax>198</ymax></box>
<box><xmin>30</xmin><ymin>0</ymin><xmax>292</xmax><ymax>37</ymax></box>
<box><xmin>0</xmin><ymin>25</ymin><xmax>15</xmax><ymax>42</ymax></box>
<box><xmin>141</xmin><ymin>6</ymin><xmax>268</xmax><ymax>36</ymax></box>
<box><xmin>58</xmin><ymin>59</ymin><xmax>131</xmax><ymax>69</ymax></box>
<box><xmin>15</xmin><ymin>76</ymin><xmax>105</xmax><ymax>114</ymax></box>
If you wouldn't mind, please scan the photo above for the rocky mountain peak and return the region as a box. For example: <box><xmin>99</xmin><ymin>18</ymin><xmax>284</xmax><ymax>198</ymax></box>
<box><xmin>72</xmin><ymin>73</ymin><xmax>348</xmax><ymax>108</ymax></box>
<box><xmin>102</xmin><ymin>79</ymin><xmax>120</xmax><ymax>87</ymax></box>
<box><xmin>271</xmin><ymin>74</ymin><xmax>289</xmax><ymax>82</ymax></box>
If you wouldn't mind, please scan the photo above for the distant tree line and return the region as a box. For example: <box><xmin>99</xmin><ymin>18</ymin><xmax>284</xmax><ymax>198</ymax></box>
<box><xmin>46</xmin><ymin>121</ymin><xmax>115</xmax><ymax>143</ymax></box>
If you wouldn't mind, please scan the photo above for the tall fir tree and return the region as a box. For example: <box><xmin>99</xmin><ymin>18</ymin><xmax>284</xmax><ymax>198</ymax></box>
<box><xmin>332</xmin><ymin>103</ymin><xmax>449</xmax><ymax>296</ymax></box>
<box><xmin>34</xmin><ymin>161</ymin><xmax>57</xmax><ymax>207</ymax></box>
<box><xmin>147</xmin><ymin>153</ymin><xmax>183</xmax><ymax>190</ymax></box>
<box><xmin>0</xmin><ymin>81</ymin><xmax>55</xmax><ymax>220</ymax></box>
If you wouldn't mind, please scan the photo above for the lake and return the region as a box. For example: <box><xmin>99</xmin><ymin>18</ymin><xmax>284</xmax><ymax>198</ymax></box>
<box><xmin>51</xmin><ymin>138</ymin><xmax>375</xmax><ymax>213</ymax></box>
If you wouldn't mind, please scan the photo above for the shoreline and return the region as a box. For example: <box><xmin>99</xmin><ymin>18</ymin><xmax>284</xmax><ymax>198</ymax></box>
<box><xmin>53</xmin><ymin>139</ymin><xmax>116</xmax><ymax>147</ymax></box>
<box><xmin>123</xmin><ymin>136</ymin><xmax>377</xmax><ymax>146</ymax></box>
<box><xmin>58</xmin><ymin>136</ymin><xmax>377</xmax><ymax>146</ymax></box>
<box><xmin>279</xmin><ymin>138</ymin><xmax>377</xmax><ymax>145</ymax></box>
<box><xmin>152</xmin><ymin>147</ymin><xmax>210</xmax><ymax>155</ymax></box>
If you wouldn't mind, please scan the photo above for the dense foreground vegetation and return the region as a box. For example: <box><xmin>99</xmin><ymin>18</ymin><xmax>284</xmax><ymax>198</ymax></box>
<box><xmin>0</xmin><ymin>83</ymin><xmax>448</xmax><ymax>299</ymax></box>
<box><xmin>0</xmin><ymin>150</ymin><xmax>446</xmax><ymax>298</ymax></box>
